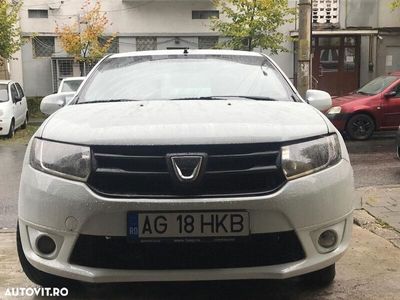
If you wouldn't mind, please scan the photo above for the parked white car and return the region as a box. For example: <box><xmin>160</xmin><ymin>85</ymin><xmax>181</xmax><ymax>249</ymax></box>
<box><xmin>57</xmin><ymin>77</ymin><xmax>85</xmax><ymax>94</ymax></box>
<box><xmin>0</xmin><ymin>80</ymin><xmax>28</xmax><ymax>138</ymax></box>
<box><xmin>18</xmin><ymin>50</ymin><xmax>354</xmax><ymax>288</ymax></box>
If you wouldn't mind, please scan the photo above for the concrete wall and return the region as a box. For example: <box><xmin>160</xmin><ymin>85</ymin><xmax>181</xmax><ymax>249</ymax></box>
<box><xmin>21</xmin><ymin>40</ymin><xmax>53</xmax><ymax>97</ymax></box>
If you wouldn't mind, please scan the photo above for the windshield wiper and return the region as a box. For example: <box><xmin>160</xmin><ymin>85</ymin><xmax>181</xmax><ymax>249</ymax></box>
<box><xmin>217</xmin><ymin>95</ymin><xmax>278</xmax><ymax>101</ymax></box>
<box><xmin>170</xmin><ymin>96</ymin><xmax>227</xmax><ymax>100</ymax></box>
<box><xmin>170</xmin><ymin>95</ymin><xmax>278</xmax><ymax>101</ymax></box>
<box><xmin>76</xmin><ymin>99</ymin><xmax>141</xmax><ymax>105</ymax></box>
<box><xmin>356</xmin><ymin>91</ymin><xmax>374</xmax><ymax>96</ymax></box>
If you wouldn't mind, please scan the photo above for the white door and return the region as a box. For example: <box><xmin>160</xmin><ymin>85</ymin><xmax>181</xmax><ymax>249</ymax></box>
<box><xmin>10</xmin><ymin>83</ymin><xmax>24</xmax><ymax>127</ymax></box>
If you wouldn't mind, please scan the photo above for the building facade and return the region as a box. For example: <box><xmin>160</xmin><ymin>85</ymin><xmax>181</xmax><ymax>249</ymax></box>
<box><xmin>8</xmin><ymin>0</ymin><xmax>400</xmax><ymax>98</ymax></box>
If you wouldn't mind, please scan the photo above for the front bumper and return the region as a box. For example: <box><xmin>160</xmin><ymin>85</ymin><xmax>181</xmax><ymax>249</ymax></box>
<box><xmin>326</xmin><ymin>113</ymin><xmax>349</xmax><ymax>131</ymax></box>
<box><xmin>0</xmin><ymin>118</ymin><xmax>11</xmax><ymax>136</ymax></box>
<box><xmin>19</xmin><ymin>159</ymin><xmax>354</xmax><ymax>283</ymax></box>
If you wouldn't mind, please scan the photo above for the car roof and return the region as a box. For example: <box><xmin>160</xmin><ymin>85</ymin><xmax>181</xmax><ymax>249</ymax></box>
<box><xmin>110</xmin><ymin>49</ymin><xmax>265</xmax><ymax>59</ymax></box>
<box><xmin>61</xmin><ymin>77</ymin><xmax>85</xmax><ymax>82</ymax></box>
<box><xmin>0</xmin><ymin>80</ymin><xmax>11</xmax><ymax>85</ymax></box>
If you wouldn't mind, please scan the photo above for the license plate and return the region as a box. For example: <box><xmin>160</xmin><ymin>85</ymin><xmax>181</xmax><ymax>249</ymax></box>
<box><xmin>127</xmin><ymin>211</ymin><xmax>249</xmax><ymax>241</ymax></box>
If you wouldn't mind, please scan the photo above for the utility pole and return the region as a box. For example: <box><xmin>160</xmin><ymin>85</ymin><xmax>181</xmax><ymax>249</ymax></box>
<box><xmin>297</xmin><ymin>0</ymin><xmax>312</xmax><ymax>98</ymax></box>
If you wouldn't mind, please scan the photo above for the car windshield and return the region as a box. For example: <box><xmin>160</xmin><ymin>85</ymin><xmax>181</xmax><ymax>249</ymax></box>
<box><xmin>77</xmin><ymin>54</ymin><xmax>294</xmax><ymax>103</ymax></box>
<box><xmin>357</xmin><ymin>76</ymin><xmax>398</xmax><ymax>95</ymax></box>
<box><xmin>0</xmin><ymin>84</ymin><xmax>8</xmax><ymax>102</ymax></box>
<box><xmin>61</xmin><ymin>80</ymin><xmax>83</xmax><ymax>92</ymax></box>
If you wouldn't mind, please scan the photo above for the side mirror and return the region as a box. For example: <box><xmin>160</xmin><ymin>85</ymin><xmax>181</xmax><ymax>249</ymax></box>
<box><xmin>384</xmin><ymin>90</ymin><xmax>397</xmax><ymax>98</ymax></box>
<box><xmin>40</xmin><ymin>94</ymin><xmax>67</xmax><ymax>115</ymax></box>
<box><xmin>14</xmin><ymin>95</ymin><xmax>22</xmax><ymax>102</ymax></box>
<box><xmin>305</xmin><ymin>89</ymin><xmax>332</xmax><ymax>111</ymax></box>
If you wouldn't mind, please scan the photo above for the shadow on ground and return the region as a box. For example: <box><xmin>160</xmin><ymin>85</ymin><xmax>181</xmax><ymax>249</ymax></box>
<box><xmin>63</xmin><ymin>279</ymin><xmax>330</xmax><ymax>300</ymax></box>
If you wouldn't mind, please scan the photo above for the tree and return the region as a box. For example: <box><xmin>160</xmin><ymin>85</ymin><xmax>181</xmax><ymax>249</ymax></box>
<box><xmin>211</xmin><ymin>0</ymin><xmax>295</xmax><ymax>53</ymax></box>
<box><xmin>0</xmin><ymin>0</ymin><xmax>23</xmax><ymax>61</ymax></box>
<box><xmin>391</xmin><ymin>0</ymin><xmax>400</xmax><ymax>9</ymax></box>
<box><xmin>56</xmin><ymin>0</ymin><xmax>115</xmax><ymax>75</ymax></box>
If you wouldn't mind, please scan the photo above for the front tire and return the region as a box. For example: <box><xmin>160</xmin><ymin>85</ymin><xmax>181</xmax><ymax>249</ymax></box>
<box><xmin>301</xmin><ymin>264</ymin><xmax>336</xmax><ymax>287</ymax></box>
<box><xmin>346</xmin><ymin>114</ymin><xmax>375</xmax><ymax>140</ymax></box>
<box><xmin>7</xmin><ymin>119</ymin><xmax>15</xmax><ymax>139</ymax></box>
<box><xmin>21</xmin><ymin>113</ymin><xmax>28</xmax><ymax>129</ymax></box>
<box><xmin>16</xmin><ymin>224</ymin><xmax>78</xmax><ymax>288</ymax></box>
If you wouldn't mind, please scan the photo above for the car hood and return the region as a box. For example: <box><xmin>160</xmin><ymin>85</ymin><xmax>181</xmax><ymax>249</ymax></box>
<box><xmin>41</xmin><ymin>100</ymin><xmax>329</xmax><ymax>145</ymax></box>
<box><xmin>332</xmin><ymin>93</ymin><xmax>372</xmax><ymax>106</ymax></box>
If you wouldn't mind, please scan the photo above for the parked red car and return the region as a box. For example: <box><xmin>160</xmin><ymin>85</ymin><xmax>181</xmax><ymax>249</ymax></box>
<box><xmin>326</xmin><ymin>73</ymin><xmax>400</xmax><ymax>140</ymax></box>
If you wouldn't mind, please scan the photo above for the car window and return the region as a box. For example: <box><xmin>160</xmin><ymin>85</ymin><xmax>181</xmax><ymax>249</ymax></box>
<box><xmin>15</xmin><ymin>83</ymin><xmax>25</xmax><ymax>98</ymax></box>
<box><xmin>78</xmin><ymin>55</ymin><xmax>295</xmax><ymax>103</ymax></box>
<box><xmin>0</xmin><ymin>84</ymin><xmax>8</xmax><ymax>102</ymax></box>
<box><xmin>61</xmin><ymin>80</ymin><xmax>84</xmax><ymax>92</ymax></box>
<box><xmin>357</xmin><ymin>76</ymin><xmax>398</xmax><ymax>95</ymax></box>
<box><xmin>10</xmin><ymin>84</ymin><xmax>19</xmax><ymax>102</ymax></box>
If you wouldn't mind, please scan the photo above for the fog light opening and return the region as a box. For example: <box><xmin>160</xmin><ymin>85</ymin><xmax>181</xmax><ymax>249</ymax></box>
<box><xmin>318</xmin><ymin>230</ymin><xmax>338</xmax><ymax>249</ymax></box>
<box><xmin>36</xmin><ymin>235</ymin><xmax>56</xmax><ymax>255</ymax></box>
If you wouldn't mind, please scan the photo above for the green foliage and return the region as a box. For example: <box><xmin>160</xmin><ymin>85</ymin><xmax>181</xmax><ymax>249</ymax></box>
<box><xmin>0</xmin><ymin>0</ymin><xmax>23</xmax><ymax>60</ymax></box>
<box><xmin>211</xmin><ymin>0</ymin><xmax>296</xmax><ymax>53</ymax></box>
<box><xmin>390</xmin><ymin>0</ymin><xmax>400</xmax><ymax>10</ymax></box>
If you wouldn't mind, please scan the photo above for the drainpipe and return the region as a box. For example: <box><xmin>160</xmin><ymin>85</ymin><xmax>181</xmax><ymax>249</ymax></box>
<box><xmin>297</xmin><ymin>0</ymin><xmax>312</xmax><ymax>98</ymax></box>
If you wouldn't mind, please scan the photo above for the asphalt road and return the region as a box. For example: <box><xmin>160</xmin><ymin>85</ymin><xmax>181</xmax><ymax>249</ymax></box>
<box><xmin>0</xmin><ymin>133</ymin><xmax>399</xmax><ymax>229</ymax></box>
<box><xmin>0</xmin><ymin>145</ymin><xmax>26</xmax><ymax>229</ymax></box>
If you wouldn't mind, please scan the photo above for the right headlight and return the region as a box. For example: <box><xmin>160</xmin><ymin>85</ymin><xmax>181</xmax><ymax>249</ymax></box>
<box><xmin>281</xmin><ymin>134</ymin><xmax>342</xmax><ymax>180</ymax></box>
<box><xmin>30</xmin><ymin>138</ymin><xmax>91</xmax><ymax>181</ymax></box>
<box><xmin>327</xmin><ymin>106</ymin><xmax>342</xmax><ymax>115</ymax></box>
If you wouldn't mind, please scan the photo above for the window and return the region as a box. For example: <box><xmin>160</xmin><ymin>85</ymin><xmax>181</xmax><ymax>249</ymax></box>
<box><xmin>192</xmin><ymin>10</ymin><xmax>219</xmax><ymax>20</ymax></box>
<box><xmin>312</xmin><ymin>0</ymin><xmax>339</xmax><ymax>24</ymax></box>
<box><xmin>58</xmin><ymin>60</ymin><xmax>74</xmax><ymax>77</ymax></box>
<box><xmin>78</xmin><ymin>55</ymin><xmax>294</xmax><ymax>103</ymax></box>
<box><xmin>15</xmin><ymin>83</ymin><xmax>24</xmax><ymax>98</ymax></box>
<box><xmin>10</xmin><ymin>84</ymin><xmax>18</xmax><ymax>102</ymax></box>
<box><xmin>33</xmin><ymin>36</ymin><xmax>55</xmax><ymax>57</ymax></box>
<box><xmin>0</xmin><ymin>84</ymin><xmax>9</xmax><ymax>102</ymax></box>
<box><xmin>198</xmin><ymin>37</ymin><xmax>219</xmax><ymax>49</ymax></box>
<box><xmin>136</xmin><ymin>37</ymin><xmax>157</xmax><ymax>51</ymax></box>
<box><xmin>28</xmin><ymin>9</ymin><xmax>48</xmax><ymax>18</ymax></box>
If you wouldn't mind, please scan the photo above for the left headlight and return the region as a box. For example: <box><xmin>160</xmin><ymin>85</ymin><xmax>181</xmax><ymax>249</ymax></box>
<box><xmin>281</xmin><ymin>134</ymin><xmax>342</xmax><ymax>180</ymax></box>
<box><xmin>30</xmin><ymin>138</ymin><xmax>91</xmax><ymax>181</ymax></box>
<box><xmin>327</xmin><ymin>106</ymin><xmax>342</xmax><ymax>115</ymax></box>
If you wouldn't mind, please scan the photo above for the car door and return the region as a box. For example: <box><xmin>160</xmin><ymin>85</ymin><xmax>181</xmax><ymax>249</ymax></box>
<box><xmin>381</xmin><ymin>80</ymin><xmax>400</xmax><ymax>129</ymax></box>
<box><xmin>15</xmin><ymin>82</ymin><xmax>27</xmax><ymax>121</ymax></box>
<box><xmin>9</xmin><ymin>83</ymin><xmax>23</xmax><ymax>127</ymax></box>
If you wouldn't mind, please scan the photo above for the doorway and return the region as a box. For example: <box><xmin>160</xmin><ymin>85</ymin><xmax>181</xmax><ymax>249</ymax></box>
<box><xmin>312</xmin><ymin>36</ymin><xmax>360</xmax><ymax>97</ymax></box>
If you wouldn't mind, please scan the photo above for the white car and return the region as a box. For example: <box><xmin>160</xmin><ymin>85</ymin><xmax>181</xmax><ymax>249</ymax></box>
<box><xmin>57</xmin><ymin>77</ymin><xmax>85</xmax><ymax>94</ymax></box>
<box><xmin>0</xmin><ymin>80</ymin><xmax>28</xmax><ymax>138</ymax></box>
<box><xmin>18</xmin><ymin>50</ymin><xmax>354</xmax><ymax>288</ymax></box>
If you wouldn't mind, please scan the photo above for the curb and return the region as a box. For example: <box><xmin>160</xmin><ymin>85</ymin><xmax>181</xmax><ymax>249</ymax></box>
<box><xmin>353</xmin><ymin>209</ymin><xmax>400</xmax><ymax>249</ymax></box>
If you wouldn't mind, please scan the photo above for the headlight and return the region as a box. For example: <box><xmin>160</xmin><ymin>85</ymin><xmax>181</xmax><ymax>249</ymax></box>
<box><xmin>281</xmin><ymin>134</ymin><xmax>342</xmax><ymax>180</ymax></box>
<box><xmin>327</xmin><ymin>106</ymin><xmax>342</xmax><ymax>115</ymax></box>
<box><xmin>30</xmin><ymin>138</ymin><xmax>91</xmax><ymax>181</ymax></box>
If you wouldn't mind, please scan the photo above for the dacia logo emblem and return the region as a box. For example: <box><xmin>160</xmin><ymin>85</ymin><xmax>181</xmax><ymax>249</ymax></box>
<box><xmin>167</xmin><ymin>153</ymin><xmax>207</xmax><ymax>183</ymax></box>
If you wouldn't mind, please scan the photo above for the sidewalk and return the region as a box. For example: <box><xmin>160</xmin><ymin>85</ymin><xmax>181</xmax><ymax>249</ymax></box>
<box><xmin>356</xmin><ymin>185</ymin><xmax>400</xmax><ymax>234</ymax></box>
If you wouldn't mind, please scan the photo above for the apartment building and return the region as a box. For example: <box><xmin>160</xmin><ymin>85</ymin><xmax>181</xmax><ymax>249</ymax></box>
<box><xmin>8</xmin><ymin>0</ymin><xmax>400</xmax><ymax>98</ymax></box>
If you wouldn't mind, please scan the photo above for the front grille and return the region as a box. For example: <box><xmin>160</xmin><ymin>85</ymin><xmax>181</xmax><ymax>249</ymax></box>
<box><xmin>69</xmin><ymin>232</ymin><xmax>305</xmax><ymax>270</ymax></box>
<box><xmin>88</xmin><ymin>144</ymin><xmax>286</xmax><ymax>198</ymax></box>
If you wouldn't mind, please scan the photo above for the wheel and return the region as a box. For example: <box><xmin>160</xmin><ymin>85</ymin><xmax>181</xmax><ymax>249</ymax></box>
<box><xmin>7</xmin><ymin>119</ymin><xmax>15</xmax><ymax>139</ymax></box>
<box><xmin>16</xmin><ymin>223</ymin><xmax>78</xmax><ymax>288</ymax></box>
<box><xmin>346</xmin><ymin>114</ymin><xmax>375</xmax><ymax>140</ymax></box>
<box><xmin>21</xmin><ymin>113</ymin><xmax>28</xmax><ymax>129</ymax></box>
<box><xmin>301</xmin><ymin>264</ymin><xmax>336</xmax><ymax>287</ymax></box>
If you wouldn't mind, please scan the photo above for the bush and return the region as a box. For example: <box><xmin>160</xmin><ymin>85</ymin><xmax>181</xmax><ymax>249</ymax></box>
<box><xmin>27</xmin><ymin>97</ymin><xmax>46</xmax><ymax>120</ymax></box>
